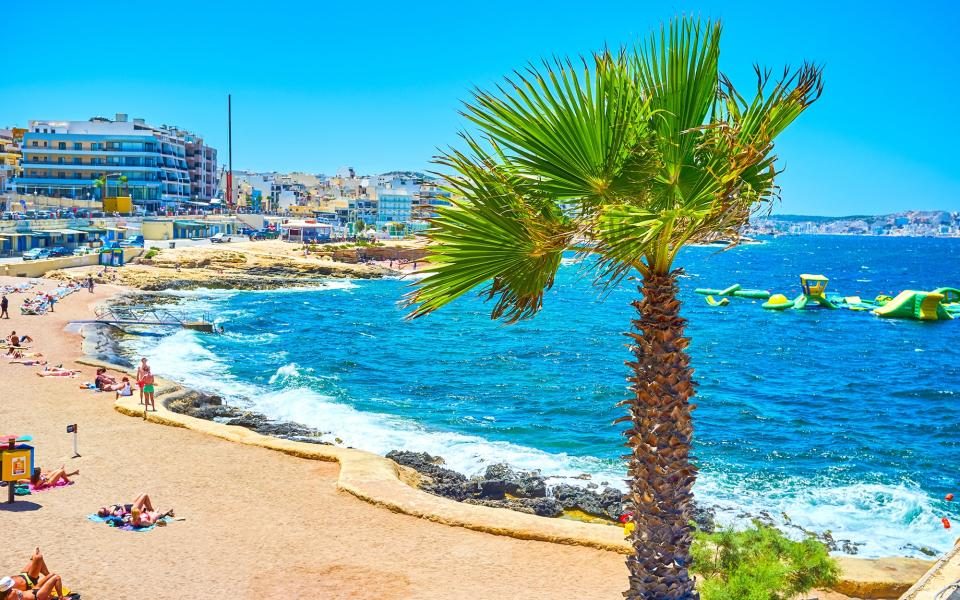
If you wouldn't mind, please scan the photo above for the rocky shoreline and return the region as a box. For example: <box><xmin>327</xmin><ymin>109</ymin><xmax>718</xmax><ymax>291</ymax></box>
<box><xmin>46</xmin><ymin>239</ymin><xmax>430</xmax><ymax>291</ymax></box>
<box><xmin>167</xmin><ymin>392</ymin><xmax>892</xmax><ymax>555</ymax></box>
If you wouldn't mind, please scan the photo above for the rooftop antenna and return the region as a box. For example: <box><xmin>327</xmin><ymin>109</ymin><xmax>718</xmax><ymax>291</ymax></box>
<box><xmin>226</xmin><ymin>94</ymin><xmax>233</xmax><ymax>209</ymax></box>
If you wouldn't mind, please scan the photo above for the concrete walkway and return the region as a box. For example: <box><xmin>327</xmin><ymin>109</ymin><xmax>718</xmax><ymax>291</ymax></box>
<box><xmin>900</xmin><ymin>542</ymin><xmax>960</xmax><ymax>599</ymax></box>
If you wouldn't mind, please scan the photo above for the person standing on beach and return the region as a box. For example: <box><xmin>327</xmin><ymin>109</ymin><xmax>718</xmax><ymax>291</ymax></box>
<box><xmin>86</xmin><ymin>275</ymin><xmax>94</xmax><ymax>294</ymax></box>
<box><xmin>0</xmin><ymin>295</ymin><xmax>8</xmax><ymax>319</ymax></box>
<box><xmin>142</xmin><ymin>367</ymin><xmax>156</xmax><ymax>412</ymax></box>
<box><xmin>135</xmin><ymin>358</ymin><xmax>149</xmax><ymax>404</ymax></box>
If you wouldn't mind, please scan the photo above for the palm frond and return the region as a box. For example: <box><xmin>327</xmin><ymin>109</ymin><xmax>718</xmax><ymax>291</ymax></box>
<box><xmin>462</xmin><ymin>49</ymin><xmax>655</xmax><ymax>213</ymax></box>
<box><xmin>406</xmin><ymin>140</ymin><xmax>577</xmax><ymax>322</ymax></box>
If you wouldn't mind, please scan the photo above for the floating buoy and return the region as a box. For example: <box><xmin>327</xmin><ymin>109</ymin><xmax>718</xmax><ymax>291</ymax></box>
<box><xmin>947</xmin><ymin>493</ymin><xmax>954</xmax><ymax>501</ymax></box>
<box><xmin>943</xmin><ymin>517</ymin><xmax>952</xmax><ymax>529</ymax></box>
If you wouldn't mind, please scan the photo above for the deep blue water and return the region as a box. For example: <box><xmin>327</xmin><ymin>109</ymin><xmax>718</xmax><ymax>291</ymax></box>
<box><xmin>125</xmin><ymin>236</ymin><xmax>960</xmax><ymax>557</ymax></box>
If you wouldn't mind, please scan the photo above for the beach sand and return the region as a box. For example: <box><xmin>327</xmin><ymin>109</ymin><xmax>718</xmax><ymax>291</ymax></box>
<box><xmin>0</xmin><ymin>274</ymin><xmax>865</xmax><ymax>599</ymax></box>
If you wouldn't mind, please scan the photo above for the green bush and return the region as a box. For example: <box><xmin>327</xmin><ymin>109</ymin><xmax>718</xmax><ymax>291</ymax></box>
<box><xmin>144</xmin><ymin>249</ymin><xmax>158</xmax><ymax>260</ymax></box>
<box><xmin>691</xmin><ymin>523</ymin><xmax>840</xmax><ymax>600</ymax></box>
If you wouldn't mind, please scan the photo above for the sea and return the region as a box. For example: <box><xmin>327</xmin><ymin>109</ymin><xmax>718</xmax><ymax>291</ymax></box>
<box><xmin>117</xmin><ymin>235</ymin><xmax>960</xmax><ymax>558</ymax></box>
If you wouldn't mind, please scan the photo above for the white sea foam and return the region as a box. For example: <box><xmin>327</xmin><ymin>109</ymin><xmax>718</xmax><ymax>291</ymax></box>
<box><xmin>268</xmin><ymin>362</ymin><xmax>302</xmax><ymax>384</ymax></box>
<box><xmin>250</xmin><ymin>380</ymin><xmax>625</xmax><ymax>487</ymax></box>
<box><xmin>696</xmin><ymin>473</ymin><xmax>955</xmax><ymax>557</ymax></box>
<box><xmin>157</xmin><ymin>280</ymin><xmax>358</xmax><ymax>298</ymax></box>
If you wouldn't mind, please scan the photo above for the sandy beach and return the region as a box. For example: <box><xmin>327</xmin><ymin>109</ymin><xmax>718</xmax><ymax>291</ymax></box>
<box><xmin>0</xmin><ymin>274</ymin><xmax>895</xmax><ymax>599</ymax></box>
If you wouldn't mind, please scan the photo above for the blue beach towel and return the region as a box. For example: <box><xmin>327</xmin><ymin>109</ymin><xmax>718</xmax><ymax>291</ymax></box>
<box><xmin>87</xmin><ymin>514</ymin><xmax>157</xmax><ymax>532</ymax></box>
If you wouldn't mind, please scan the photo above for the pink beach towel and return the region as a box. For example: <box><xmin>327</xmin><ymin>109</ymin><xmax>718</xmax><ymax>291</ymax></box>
<box><xmin>28</xmin><ymin>480</ymin><xmax>75</xmax><ymax>492</ymax></box>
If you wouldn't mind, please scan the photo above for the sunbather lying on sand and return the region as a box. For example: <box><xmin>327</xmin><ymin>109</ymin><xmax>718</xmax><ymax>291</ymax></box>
<box><xmin>31</xmin><ymin>467</ymin><xmax>78</xmax><ymax>490</ymax></box>
<box><xmin>0</xmin><ymin>573</ymin><xmax>65</xmax><ymax>600</ymax></box>
<box><xmin>8</xmin><ymin>357</ymin><xmax>47</xmax><ymax>366</ymax></box>
<box><xmin>97</xmin><ymin>493</ymin><xmax>174</xmax><ymax>526</ymax></box>
<box><xmin>1</xmin><ymin>548</ymin><xmax>49</xmax><ymax>593</ymax></box>
<box><xmin>35</xmin><ymin>367</ymin><xmax>80</xmax><ymax>378</ymax></box>
<box><xmin>0</xmin><ymin>548</ymin><xmax>65</xmax><ymax>600</ymax></box>
<box><xmin>7</xmin><ymin>350</ymin><xmax>42</xmax><ymax>360</ymax></box>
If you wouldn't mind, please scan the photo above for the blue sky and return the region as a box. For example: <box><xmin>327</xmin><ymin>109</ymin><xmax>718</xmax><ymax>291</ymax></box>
<box><xmin>3</xmin><ymin>1</ymin><xmax>958</xmax><ymax>216</ymax></box>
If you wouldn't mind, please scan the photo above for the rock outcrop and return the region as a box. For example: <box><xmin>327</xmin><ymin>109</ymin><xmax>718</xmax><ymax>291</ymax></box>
<box><xmin>167</xmin><ymin>393</ymin><xmax>331</xmax><ymax>444</ymax></box>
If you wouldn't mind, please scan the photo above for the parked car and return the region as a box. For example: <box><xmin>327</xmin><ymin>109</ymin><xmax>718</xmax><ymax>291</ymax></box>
<box><xmin>1</xmin><ymin>212</ymin><xmax>12</xmax><ymax>220</ymax></box>
<box><xmin>73</xmin><ymin>247</ymin><xmax>92</xmax><ymax>256</ymax></box>
<box><xmin>210</xmin><ymin>233</ymin><xmax>233</xmax><ymax>243</ymax></box>
<box><xmin>120</xmin><ymin>235</ymin><xmax>144</xmax><ymax>248</ymax></box>
<box><xmin>47</xmin><ymin>246</ymin><xmax>71</xmax><ymax>257</ymax></box>
<box><xmin>22</xmin><ymin>248</ymin><xmax>51</xmax><ymax>261</ymax></box>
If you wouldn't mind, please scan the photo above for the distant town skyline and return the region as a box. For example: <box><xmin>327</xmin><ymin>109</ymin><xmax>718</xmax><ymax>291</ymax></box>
<box><xmin>3</xmin><ymin>0</ymin><xmax>959</xmax><ymax>217</ymax></box>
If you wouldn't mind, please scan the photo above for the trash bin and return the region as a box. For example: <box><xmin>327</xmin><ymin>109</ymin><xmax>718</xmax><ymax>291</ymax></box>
<box><xmin>168</xmin><ymin>242</ymin><xmax>176</xmax><ymax>249</ymax></box>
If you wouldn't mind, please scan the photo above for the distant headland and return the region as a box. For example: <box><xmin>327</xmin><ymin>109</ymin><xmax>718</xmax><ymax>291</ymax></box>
<box><xmin>748</xmin><ymin>210</ymin><xmax>959</xmax><ymax>237</ymax></box>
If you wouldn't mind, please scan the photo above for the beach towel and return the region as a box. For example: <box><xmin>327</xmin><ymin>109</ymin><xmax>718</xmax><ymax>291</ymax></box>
<box><xmin>87</xmin><ymin>514</ymin><xmax>160</xmax><ymax>532</ymax></box>
<box><xmin>28</xmin><ymin>480</ymin><xmax>74</xmax><ymax>493</ymax></box>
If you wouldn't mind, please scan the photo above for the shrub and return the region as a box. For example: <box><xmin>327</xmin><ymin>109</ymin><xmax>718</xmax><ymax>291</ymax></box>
<box><xmin>144</xmin><ymin>249</ymin><xmax>158</xmax><ymax>260</ymax></box>
<box><xmin>691</xmin><ymin>523</ymin><xmax>840</xmax><ymax>600</ymax></box>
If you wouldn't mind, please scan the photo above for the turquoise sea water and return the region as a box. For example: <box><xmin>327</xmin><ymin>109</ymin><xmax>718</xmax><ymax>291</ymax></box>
<box><xmin>122</xmin><ymin>236</ymin><xmax>960</xmax><ymax>557</ymax></box>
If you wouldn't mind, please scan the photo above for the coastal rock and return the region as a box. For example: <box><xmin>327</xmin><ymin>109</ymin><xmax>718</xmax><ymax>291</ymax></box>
<box><xmin>551</xmin><ymin>483</ymin><xmax>624</xmax><ymax>520</ymax></box>
<box><xmin>477</xmin><ymin>463</ymin><xmax>547</xmax><ymax>499</ymax></box>
<box><xmin>463</xmin><ymin>497</ymin><xmax>564</xmax><ymax>518</ymax></box>
<box><xmin>385</xmin><ymin>451</ymin><xmax>467</xmax><ymax>485</ymax></box>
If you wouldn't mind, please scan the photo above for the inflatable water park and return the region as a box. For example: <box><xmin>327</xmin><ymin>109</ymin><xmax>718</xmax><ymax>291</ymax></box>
<box><xmin>695</xmin><ymin>274</ymin><xmax>960</xmax><ymax>321</ymax></box>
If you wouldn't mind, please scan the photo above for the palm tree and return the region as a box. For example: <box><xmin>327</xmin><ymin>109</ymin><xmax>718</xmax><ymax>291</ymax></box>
<box><xmin>406</xmin><ymin>17</ymin><xmax>822</xmax><ymax>600</ymax></box>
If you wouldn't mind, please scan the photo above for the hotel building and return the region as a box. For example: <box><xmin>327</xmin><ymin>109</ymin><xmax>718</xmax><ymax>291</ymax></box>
<box><xmin>15</xmin><ymin>114</ymin><xmax>216</xmax><ymax>210</ymax></box>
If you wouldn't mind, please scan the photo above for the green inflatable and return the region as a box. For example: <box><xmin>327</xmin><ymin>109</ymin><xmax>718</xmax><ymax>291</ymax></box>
<box><xmin>694</xmin><ymin>284</ymin><xmax>771</xmax><ymax>299</ymax></box>
<box><xmin>873</xmin><ymin>290</ymin><xmax>953</xmax><ymax>321</ymax></box>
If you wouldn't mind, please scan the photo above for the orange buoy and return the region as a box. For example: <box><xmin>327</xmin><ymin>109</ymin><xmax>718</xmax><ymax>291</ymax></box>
<box><xmin>947</xmin><ymin>493</ymin><xmax>955</xmax><ymax>501</ymax></box>
<box><xmin>942</xmin><ymin>517</ymin><xmax>952</xmax><ymax>529</ymax></box>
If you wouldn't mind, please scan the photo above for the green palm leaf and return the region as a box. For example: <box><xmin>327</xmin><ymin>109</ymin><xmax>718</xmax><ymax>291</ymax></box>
<box><xmin>406</xmin><ymin>139</ymin><xmax>576</xmax><ymax>323</ymax></box>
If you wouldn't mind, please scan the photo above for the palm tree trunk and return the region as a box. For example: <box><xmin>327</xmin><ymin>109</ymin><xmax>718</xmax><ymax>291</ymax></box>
<box><xmin>623</xmin><ymin>270</ymin><xmax>698</xmax><ymax>600</ymax></box>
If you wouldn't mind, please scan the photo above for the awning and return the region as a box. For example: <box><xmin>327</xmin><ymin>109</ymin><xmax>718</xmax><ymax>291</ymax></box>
<box><xmin>174</xmin><ymin>221</ymin><xmax>208</xmax><ymax>229</ymax></box>
<box><xmin>74</xmin><ymin>226</ymin><xmax>106</xmax><ymax>234</ymax></box>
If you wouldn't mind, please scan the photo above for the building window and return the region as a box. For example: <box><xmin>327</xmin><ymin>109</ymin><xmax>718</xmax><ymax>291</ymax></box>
<box><xmin>31</xmin><ymin>141</ymin><xmax>38</xmax><ymax>147</ymax></box>
<box><xmin>73</xmin><ymin>158</ymin><xmax>81</xmax><ymax>165</ymax></box>
<box><xmin>74</xmin><ymin>142</ymin><xmax>82</xmax><ymax>150</ymax></box>
<box><xmin>57</xmin><ymin>157</ymin><xmax>64</xmax><ymax>164</ymax></box>
<box><xmin>58</xmin><ymin>142</ymin><xmax>66</xmax><ymax>150</ymax></box>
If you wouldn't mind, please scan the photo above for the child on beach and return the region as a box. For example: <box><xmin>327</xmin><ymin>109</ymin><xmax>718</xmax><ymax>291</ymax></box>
<box><xmin>115</xmin><ymin>378</ymin><xmax>132</xmax><ymax>400</ymax></box>
<box><xmin>142</xmin><ymin>367</ymin><xmax>156</xmax><ymax>411</ymax></box>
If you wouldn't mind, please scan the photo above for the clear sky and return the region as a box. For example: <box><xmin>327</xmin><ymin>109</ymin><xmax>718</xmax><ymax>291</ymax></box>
<box><xmin>3</xmin><ymin>1</ymin><xmax>958</xmax><ymax>216</ymax></box>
